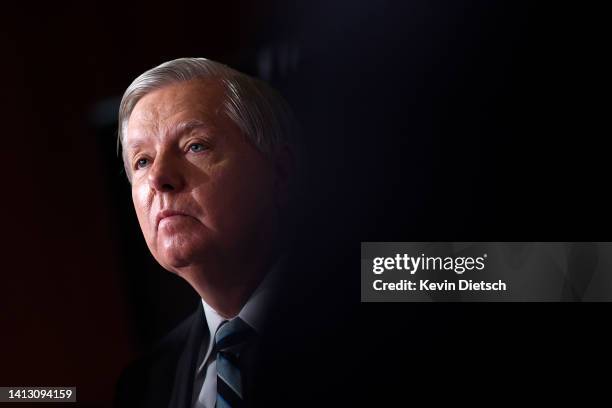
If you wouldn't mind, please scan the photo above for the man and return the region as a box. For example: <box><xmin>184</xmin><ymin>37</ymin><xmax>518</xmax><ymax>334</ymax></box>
<box><xmin>113</xmin><ymin>58</ymin><xmax>324</xmax><ymax>408</ymax></box>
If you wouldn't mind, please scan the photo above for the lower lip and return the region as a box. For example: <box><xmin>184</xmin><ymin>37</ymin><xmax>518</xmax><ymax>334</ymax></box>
<box><xmin>159</xmin><ymin>215</ymin><xmax>191</xmax><ymax>227</ymax></box>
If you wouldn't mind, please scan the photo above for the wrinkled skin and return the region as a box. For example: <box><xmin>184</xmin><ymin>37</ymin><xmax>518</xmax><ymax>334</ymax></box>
<box><xmin>124</xmin><ymin>79</ymin><xmax>290</xmax><ymax>317</ymax></box>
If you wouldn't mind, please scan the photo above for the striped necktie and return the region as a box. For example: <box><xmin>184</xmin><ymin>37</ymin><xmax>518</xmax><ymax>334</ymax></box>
<box><xmin>215</xmin><ymin>317</ymin><xmax>255</xmax><ymax>408</ymax></box>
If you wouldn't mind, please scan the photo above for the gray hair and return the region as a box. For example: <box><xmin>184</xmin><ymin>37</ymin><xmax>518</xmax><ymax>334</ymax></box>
<box><xmin>117</xmin><ymin>57</ymin><xmax>297</xmax><ymax>180</ymax></box>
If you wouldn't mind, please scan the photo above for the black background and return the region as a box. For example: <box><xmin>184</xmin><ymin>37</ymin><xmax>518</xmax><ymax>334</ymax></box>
<box><xmin>1</xmin><ymin>1</ymin><xmax>608</xmax><ymax>406</ymax></box>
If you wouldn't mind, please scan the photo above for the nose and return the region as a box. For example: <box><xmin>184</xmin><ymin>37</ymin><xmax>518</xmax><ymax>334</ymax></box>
<box><xmin>147</xmin><ymin>151</ymin><xmax>185</xmax><ymax>193</ymax></box>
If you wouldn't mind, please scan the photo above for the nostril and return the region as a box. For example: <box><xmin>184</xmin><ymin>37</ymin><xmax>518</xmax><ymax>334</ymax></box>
<box><xmin>162</xmin><ymin>184</ymin><xmax>174</xmax><ymax>191</ymax></box>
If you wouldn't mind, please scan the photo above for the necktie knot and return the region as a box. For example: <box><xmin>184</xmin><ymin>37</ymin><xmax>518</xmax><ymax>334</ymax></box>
<box><xmin>215</xmin><ymin>317</ymin><xmax>256</xmax><ymax>351</ymax></box>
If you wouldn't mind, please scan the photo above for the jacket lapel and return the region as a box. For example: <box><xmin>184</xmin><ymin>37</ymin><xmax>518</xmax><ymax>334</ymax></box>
<box><xmin>168</xmin><ymin>302</ymin><xmax>208</xmax><ymax>408</ymax></box>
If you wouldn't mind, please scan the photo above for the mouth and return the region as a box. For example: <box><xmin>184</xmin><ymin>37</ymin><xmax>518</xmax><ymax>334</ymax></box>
<box><xmin>156</xmin><ymin>209</ymin><xmax>193</xmax><ymax>229</ymax></box>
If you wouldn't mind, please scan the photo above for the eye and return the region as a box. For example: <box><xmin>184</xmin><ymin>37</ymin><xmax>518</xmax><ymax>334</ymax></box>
<box><xmin>188</xmin><ymin>143</ymin><xmax>207</xmax><ymax>153</ymax></box>
<box><xmin>135</xmin><ymin>157</ymin><xmax>150</xmax><ymax>170</ymax></box>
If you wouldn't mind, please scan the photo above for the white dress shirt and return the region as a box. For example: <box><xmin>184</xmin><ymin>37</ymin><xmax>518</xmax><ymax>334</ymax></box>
<box><xmin>191</xmin><ymin>258</ymin><xmax>285</xmax><ymax>408</ymax></box>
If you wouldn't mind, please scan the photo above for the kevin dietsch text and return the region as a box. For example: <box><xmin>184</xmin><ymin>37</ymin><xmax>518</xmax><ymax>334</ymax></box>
<box><xmin>373</xmin><ymin>279</ymin><xmax>507</xmax><ymax>292</ymax></box>
<box><xmin>371</xmin><ymin>253</ymin><xmax>507</xmax><ymax>293</ymax></box>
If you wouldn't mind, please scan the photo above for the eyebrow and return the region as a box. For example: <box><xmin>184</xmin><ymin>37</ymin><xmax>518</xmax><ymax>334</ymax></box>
<box><xmin>126</xmin><ymin>120</ymin><xmax>212</xmax><ymax>151</ymax></box>
<box><xmin>172</xmin><ymin>119</ymin><xmax>211</xmax><ymax>137</ymax></box>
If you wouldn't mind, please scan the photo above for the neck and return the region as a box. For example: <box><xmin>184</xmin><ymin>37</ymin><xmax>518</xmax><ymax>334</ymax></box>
<box><xmin>180</xmin><ymin>236</ymin><xmax>280</xmax><ymax>319</ymax></box>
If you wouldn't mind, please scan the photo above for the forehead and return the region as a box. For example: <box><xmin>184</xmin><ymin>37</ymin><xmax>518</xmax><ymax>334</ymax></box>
<box><xmin>126</xmin><ymin>79</ymin><xmax>226</xmax><ymax>136</ymax></box>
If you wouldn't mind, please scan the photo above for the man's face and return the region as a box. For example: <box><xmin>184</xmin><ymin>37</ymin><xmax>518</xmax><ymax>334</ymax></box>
<box><xmin>124</xmin><ymin>79</ymin><xmax>279</xmax><ymax>275</ymax></box>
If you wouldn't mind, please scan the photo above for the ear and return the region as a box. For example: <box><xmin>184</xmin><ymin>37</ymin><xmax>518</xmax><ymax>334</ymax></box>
<box><xmin>272</xmin><ymin>143</ymin><xmax>295</xmax><ymax>210</ymax></box>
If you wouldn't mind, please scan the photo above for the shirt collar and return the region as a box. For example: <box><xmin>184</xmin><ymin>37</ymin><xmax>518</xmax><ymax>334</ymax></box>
<box><xmin>201</xmin><ymin>254</ymin><xmax>287</xmax><ymax>334</ymax></box>
<box><xmin>201</xmin><ymin>300</ymin><xmax>226</xmax><ymax>340</ymax></box>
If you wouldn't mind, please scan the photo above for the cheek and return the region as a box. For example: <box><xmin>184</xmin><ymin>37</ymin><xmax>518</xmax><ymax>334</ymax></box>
<box><xmin>197</xmin><ymin>166</ymin><xmax>274</xmax><ymax>228</ymax></box>
<box><xmin>132</xmin><ymin>185</ymin><xmax>154</xmax><ymax>233</ymax></box>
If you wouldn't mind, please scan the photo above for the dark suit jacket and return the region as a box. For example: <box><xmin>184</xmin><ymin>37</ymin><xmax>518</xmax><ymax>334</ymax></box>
<box><xmin>114</xmin><ymin>250</ymin><xmax>354</xmax><ymax>408</ymax></box>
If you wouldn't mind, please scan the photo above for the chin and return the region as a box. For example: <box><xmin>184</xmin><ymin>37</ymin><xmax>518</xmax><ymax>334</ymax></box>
<box><xmin>155</xmin><ymin>239</ymin><xmax>213</xmax><ymax>271</ymax></box>
<box><xmin>157</xmin><ymin>248</ymin><xmax>197</xmax><ymax>270</ymax></box>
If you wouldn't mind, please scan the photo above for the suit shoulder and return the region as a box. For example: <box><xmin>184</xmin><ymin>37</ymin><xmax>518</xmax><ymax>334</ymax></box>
<box><xmin>114</xmin><ymin>306</ymin><xmax>202</xmax><ymax>408</ymax></box>
<box><xmin>153</xmin><ymin>307</ymin><xmax>201</xmax><ymax>354</ymax></box>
